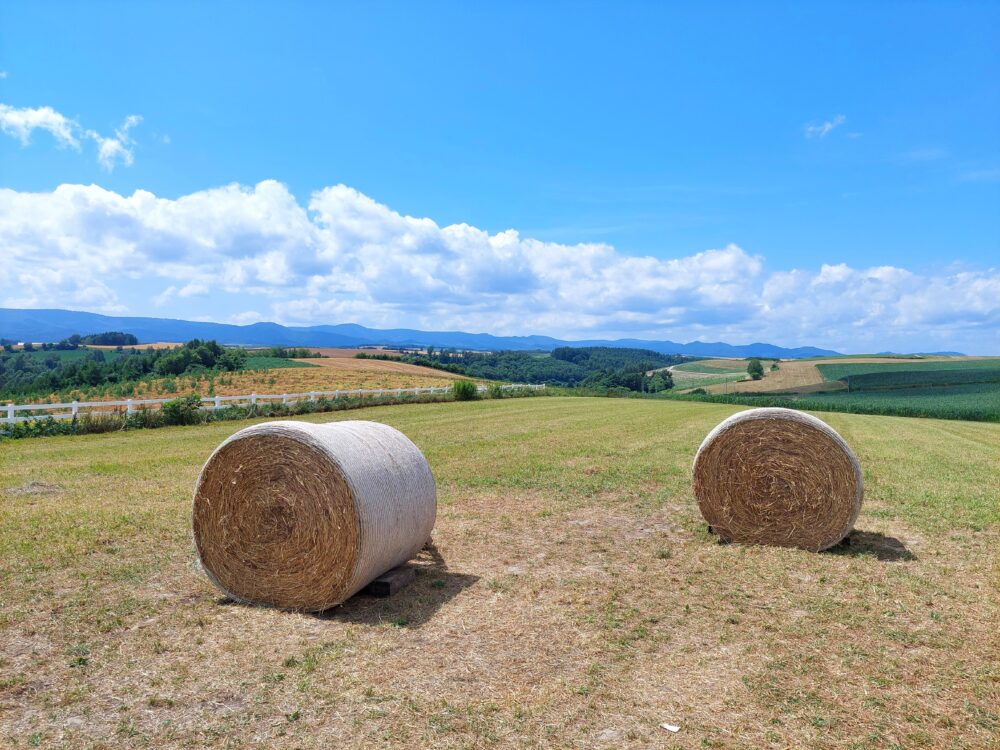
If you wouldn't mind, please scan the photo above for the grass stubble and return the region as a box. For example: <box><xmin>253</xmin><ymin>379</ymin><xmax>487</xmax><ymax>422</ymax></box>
<box><xmin>0</xmin><ymin>398</ymin><xmax>997</xmax><ymax>749</ymax></box>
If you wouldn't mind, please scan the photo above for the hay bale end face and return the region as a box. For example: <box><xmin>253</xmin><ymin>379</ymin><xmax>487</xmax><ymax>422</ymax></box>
<box><xmin>192</xmin><ymin>420</ymin><xmax>436</xmax><ymax>611</ymax></box>
<box><xmin>692</xmin><ymin>408</ymin><xmax>863</xmax><ymax>552</ymax></box>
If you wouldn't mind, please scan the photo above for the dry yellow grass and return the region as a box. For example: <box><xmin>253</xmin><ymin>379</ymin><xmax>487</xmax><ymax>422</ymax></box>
<box><xmin>171</xmin><ymin>366</ymin><xmax>461</xmax><ymax>397</ymax></box>
<box><xmin>29</xmin><ymin>359</ymin><xmax>464</xmax><ymax>406</ymax></box>
<box><xmin>1</xmin><ymin>399</ymin><xmax>997</xmax><ymax>749</ymax></box>
<box><xmin>296</xmin><ymin>357</ymin><xmax>465</xmax><ymax>380</ymax></box>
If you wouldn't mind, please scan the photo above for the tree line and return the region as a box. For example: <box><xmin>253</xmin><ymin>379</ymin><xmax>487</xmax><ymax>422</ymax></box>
<box><xmin>358</xmin><ymin>346</ymin><xmax>694</xmax><ymax>392</ymax></box>
<box><xmin>0</xmin><ymin>339</ymin><xmax>247</xmax><ymax>399</ymax></box>
<box><xmin>0</xmin><ymin>331</ymin><xmax>140</xmax><ymax>352</ymax></box>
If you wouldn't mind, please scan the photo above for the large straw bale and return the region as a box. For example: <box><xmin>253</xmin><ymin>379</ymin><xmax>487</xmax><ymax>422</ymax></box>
<box><xmin>192</xmin><ymin>420</ymin><xmax>436</xmax><ymax>611</ymax></box>
<box><xmin>692</xmin><ymin>408</ymin><xmax>863</xmax><ymax>551</ymax></box>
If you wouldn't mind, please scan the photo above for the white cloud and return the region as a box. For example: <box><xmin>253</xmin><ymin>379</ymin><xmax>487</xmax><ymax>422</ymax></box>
<box><xmin>0</xmin><ymin>180</ymin><xmax>996</xmax><ymax>353</ymax></box>
<box><xmin>86</xmin><ymin>114</ymin><xmax>142</xmax><ymax>170</ymax></box>
<box><xmin>0</xmin><ymin>71</ymin><xmax>8</xmax><ymax>79</ymax></box>
<box><xmin>804</xmin><ymin>114</ymin><xmax>846</xmax><ymax>139</ymax></box>
<box><xmin>0</xmin><ymin>102</ymin><xmax>141</xmax><ymax>170</ymax></box>
<box><xmin>0</xmin><ymin>103</ymin><xmax>80</xmax><ymax>148</ymax></box>
<box><xmin>229</xmin><ymin>310</ymin><xmax>264</xmax><ymax>325</ymax></box>
<box><xmin>152</xmin><ymin>286</ymin><xmax>177</xmax><ymax>307</ymax></box>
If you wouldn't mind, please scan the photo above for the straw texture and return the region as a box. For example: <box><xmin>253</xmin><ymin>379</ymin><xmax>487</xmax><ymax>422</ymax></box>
<box><xmin>192</xmin><ymin>420</ymin><xmax>436</xmax><ymax>611</ymax></box>
<box><xmin>692</xmin><ymin>408</ymin><xmax>863</xmax><ymax>551</ymax></box>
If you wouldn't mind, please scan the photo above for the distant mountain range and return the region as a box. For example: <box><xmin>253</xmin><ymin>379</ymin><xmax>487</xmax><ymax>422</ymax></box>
<box><xmin>0</xmin><ymin>308</ymin><xmax>841</xmax><ymax>359</ymax></box>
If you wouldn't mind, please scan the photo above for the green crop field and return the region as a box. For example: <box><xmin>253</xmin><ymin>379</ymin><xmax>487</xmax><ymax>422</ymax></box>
<box><xmin>817</xmin><ymin>359</ymin><xmax>1000</xmax><ymax>382</ymax></box>
<box><xmin>786</xmin><ymin>382</ymin><xmax>1000</xmax><ymax>420</ymax></box>
<box><xmin>830</xmin><ymin>368</ymin><xmax>1000</xmax><ymax>391</ymax></box>
<box><xmin>1</xmin><ymin>398</ymin><xmax>996</xmax><ymax>749</ymax></box>
<box><xmin>672</xmin><ymin>373</ymin><xmax>748</xmax><ymax>390</ymax></box>
<box><xmin>676</xmin><ymin>383</ymin><xmax>1000</xmax><ymax>422</ymax></box>
<box><xmin>673</xmin><ymin>360</ymin><xmax>751</xmax><ymax>373</ymax></box>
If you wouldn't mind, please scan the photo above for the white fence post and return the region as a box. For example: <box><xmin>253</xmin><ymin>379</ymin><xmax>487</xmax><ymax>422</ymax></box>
<box><xmin>126</xmin><ymin>399</ymin><xmax>134</xmax><ymax>415</ymax></box>
<box><xmin>71</xmin><ymin>400</ymin><xmax>78</xmax><ymax>418</ymax></box>
<box><xmin>5</xmin><ymin>403</ymin><xmax>13</xmax><ymax>425</ymax></box>
<box><xmin>282</xmin><ymin>393</ymin><xmax>288</xmax><ymax>404</ymax></box>
<box><xmin>309</xmin><ymin>391</ymin><xmax>317</xmax><ymax>402</ymax></box>
<box><xmin>250</xmin><ymin>393</ymin><xmax>257</xmax><ymax>407</ymax></box>
<box><xmin>214</xmin><ymin>395</ymin><xmax>221</xmax><ymax>410</ymax></box>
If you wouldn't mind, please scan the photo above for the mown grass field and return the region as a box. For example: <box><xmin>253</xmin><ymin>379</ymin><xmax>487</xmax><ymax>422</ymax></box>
<box><xmin>1</xmin><ymin>398</ymin><xmax>997</xmax><ymax>749</ymax></box>
<box><xmin>668</xmin><ymin>360</ymin><xmax>766</xmax><ymax>393</ymax></box>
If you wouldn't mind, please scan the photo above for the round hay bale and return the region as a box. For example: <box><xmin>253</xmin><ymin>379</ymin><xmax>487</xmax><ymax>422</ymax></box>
<box><xmin>192</xmin><ymin>420</ymin><xmax>436</xmax><ymax>611</ymax></box>
<box><xmin>692</xmin><ymin>408</ymin><xmax>862</xmax><ymax>551</ymax></box>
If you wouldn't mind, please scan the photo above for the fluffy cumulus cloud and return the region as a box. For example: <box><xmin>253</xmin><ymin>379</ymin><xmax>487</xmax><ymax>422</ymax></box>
<box><xmin>0</xmin><ymin>180</ymin><xmax>997</xmax><ymax>353</ymax></box>
<box><xmin>0</xmin><ymin>102</ymin><xmax>141</xmax><ymax>170</ymax></box>
<box><xmin>0</xmin><ymin>103</ymin><xmax>80</xmax><ymax>148</ymax></box>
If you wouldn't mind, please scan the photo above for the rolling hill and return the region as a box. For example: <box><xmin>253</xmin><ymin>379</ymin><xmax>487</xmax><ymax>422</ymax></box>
<box><xmin>0</xmin><ymin>308</ymin><xmax>839</xmax><ymax>359</ymax></box>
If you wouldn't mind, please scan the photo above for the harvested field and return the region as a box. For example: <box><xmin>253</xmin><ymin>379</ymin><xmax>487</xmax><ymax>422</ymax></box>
<box><xmin>295</xmin><ymin>356</ymin><xmax>464</xmax><ymax>380</ymax></box>
<box><xmin>1</xmin><ymin>398</ymin><xmax>996</xmax><ymax>749</ymax></box>
<box><xmin>26</xmin><ymin>359</ymin><xmax>464</xmax><ymax>405</ymax></box>
<box><xmin>703</xmin><ymin>360</ymin><xmax>830</xmax><ymax>394</ymax></box>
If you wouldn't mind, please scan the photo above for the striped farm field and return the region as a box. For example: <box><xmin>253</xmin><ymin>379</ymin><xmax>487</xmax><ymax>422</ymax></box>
<box><xmin>672</xmin><ymin>359</ymin><xmax>757</xmax><ymax>373</ymax></box>
<box><xmin>704</xmin><ymin>356</ymin><xmax>999</xmax><ymax>395</ymax></box>
<box><xmin>816</xmin><ymin>358</ymin><xmax>1000</xmax><ymax>384</ymax></box>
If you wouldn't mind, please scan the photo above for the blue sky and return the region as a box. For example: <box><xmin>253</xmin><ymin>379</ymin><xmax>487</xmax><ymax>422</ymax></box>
<box><xmin>1</xmin><ymin>2</ymin><xmax>998</xmax><ymax>352</ymax></box>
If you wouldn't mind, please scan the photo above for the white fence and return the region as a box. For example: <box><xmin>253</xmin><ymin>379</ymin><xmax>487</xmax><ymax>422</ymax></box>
<box><xmin>3</xmin><ymin>383</ymin><xmax>546</xmax><ymax>425</ymax></box>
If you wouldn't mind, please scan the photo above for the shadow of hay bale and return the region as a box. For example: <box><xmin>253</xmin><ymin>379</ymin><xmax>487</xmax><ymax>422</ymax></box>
<box><xmin>314</xmin><ymin>541</ymin><xmax>478</xmax><ymax>628</ymax></box>
<box><xmin>213</xmin><ymin>542</ymin><xmax>478</xmax><ymax>626</ymax></box>
<box><xmin>828</xmin><ymin>530</ymin><xmax>917</xmax><ymax>562</ymax></box>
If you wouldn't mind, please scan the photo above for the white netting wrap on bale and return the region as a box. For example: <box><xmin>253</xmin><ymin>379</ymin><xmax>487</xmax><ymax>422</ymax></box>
<box><xmin>692</xmin><ymin>407</ymin><xmax>863</xmax><ymax>552</ymax></box>
<box><xmin>192</xmin><ymin>420</ymin><xmax>436</xmax><ymax>611</ymax></box>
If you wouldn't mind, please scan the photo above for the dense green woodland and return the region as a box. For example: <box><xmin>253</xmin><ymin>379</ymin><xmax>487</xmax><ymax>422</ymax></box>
<box><xmin>0</xmin><ymin>331</ymin><xmax>138</xmax><ymax>350</ymax></box>
<box><xmin>0</xmin><ymin>340</ymin><xmax>247</xmax><ymax>400</ymax></box>
<box><xmin>360</xmin><ymin>346</ymin><xmax>690</xmax><ymax>391</ymax></box>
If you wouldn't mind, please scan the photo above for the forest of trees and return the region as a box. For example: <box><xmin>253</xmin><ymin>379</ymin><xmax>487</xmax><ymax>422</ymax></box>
<box><xmin>255</xmin><ymin>346</ymin><xmax>324</xmax><ymax>358</ymax></box>
<box><xmin>1</xmin><ymin>331</ymin><xmax>138</xmax><ymax>351</ymax></box>
<box><xmin>0</xmin><ymin>339</ymin><xmax>247</xmax><ymax>399</ymax></box>
<box><xmin>360</xmin><ymin>346</ymin><xmax>692</xmax><ymax>392</ymax></box>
